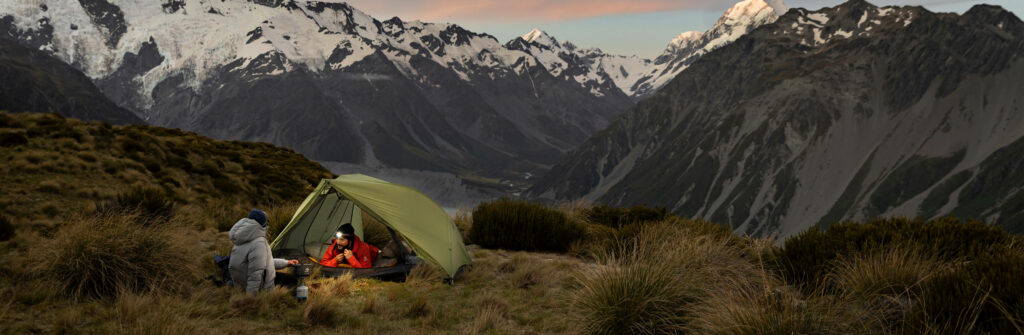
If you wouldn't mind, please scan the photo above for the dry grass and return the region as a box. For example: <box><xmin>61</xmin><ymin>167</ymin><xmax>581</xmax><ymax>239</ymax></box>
<box><xmin>690</xmin><ymin>284</ymin><xmax>881</xmax><ymax>335</ymax></box>
<box><xmin>829</xmin><ymin>246</ymin><xmax>948</xmax><ymax>300</ymax></box>
<box><xmin>573</xmin><ymin>221</ymin><xmax>763</xmax><ymax>334</ymax></box>
<box><xmin>30</xmin><ymin>211</ymin><xmax>202</xmax><ymax>299</ymax></box>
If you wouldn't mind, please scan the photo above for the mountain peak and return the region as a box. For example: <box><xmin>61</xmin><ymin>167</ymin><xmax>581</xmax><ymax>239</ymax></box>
<box><xmin>522</xmin><ymin>28</ymin><xmax>556</xmax><ymax>45</ymax></box>
<box><xmin>669</xmin><ymin>31</ymin><xmax>703</xmax><ymax>47</ymax></box>
<box><xmin>725</xmin><ymin>0</ymin><xmax>788</xmax><ymax>20</ymax></box>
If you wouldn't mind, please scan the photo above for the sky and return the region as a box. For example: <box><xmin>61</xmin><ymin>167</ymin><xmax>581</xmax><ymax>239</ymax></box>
<box><xmin>342</xmin><ymin>0</ymin><xmax>1024</xmax><ymax>58</ymax></box>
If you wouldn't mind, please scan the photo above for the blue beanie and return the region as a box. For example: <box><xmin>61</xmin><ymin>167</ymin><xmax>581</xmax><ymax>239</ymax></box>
<box><xmin>248</xmin><ymin>209</ymin><xmax>268</xmax><ymax>227</ymax></box>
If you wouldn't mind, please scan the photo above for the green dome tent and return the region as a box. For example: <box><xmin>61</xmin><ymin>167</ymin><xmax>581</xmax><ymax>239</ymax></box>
<box><xmin>270</xmin><ymin>174</ymin><xmax>471</xmax><ymax>279</ymax></box>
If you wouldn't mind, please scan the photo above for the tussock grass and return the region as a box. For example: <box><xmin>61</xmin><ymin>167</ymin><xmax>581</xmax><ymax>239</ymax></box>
<box><xmin>264</xmin><ymin>203</ymin><xmax>298</xmax><ymax>242</ymax></box>
<box><xmin>405</xmin><ymin>264</ymin><xmax>442</xmax><ymax>287</ymax></box>
<box><xmin>31</xmin><ymin>212</ymin><xmax>201</xmax><ymax>299</ymax></box>
<box><xmin>691</xmin><ymin>284</ymin><xmax>881</xmax><ymax>335</ymax></box>
<box><xmin>573</xmin><ymin>221</ymin><xmax>762</xmax><ymax>334</ymax></box>
<box><xmin>829</xmin><ymin>246</ymin><xmax>947</xmax><ymax>300</ymax></box>
<box><xmin>110</xmin><ymin>186</ymin><xmax>176</xmax><ymax>225</ymax></box>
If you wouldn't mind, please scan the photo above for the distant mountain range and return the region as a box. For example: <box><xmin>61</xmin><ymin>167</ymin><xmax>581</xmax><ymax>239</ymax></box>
<box><xmin>529</xmin><ymin>0</ymin><xmax>1024</xmax><ymax>237</ymax></box>
<box><xmin>0</xmin><ymin>0</ymin><xmax>785</xmax><ymax>185</ymax></box>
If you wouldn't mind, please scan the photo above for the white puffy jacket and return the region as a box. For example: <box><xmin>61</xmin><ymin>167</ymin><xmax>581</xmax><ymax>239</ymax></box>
<box><xmin>228</xmin><ymin>218</ymin><xmax>288</xmax><ymax>294</ymax></box>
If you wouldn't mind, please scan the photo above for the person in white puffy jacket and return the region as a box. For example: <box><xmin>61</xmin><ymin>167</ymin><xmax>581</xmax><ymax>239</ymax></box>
<box><xmin>228</xmin><ymin>209</ymin><xmax>298</xmax><ymax>294</ymax></box>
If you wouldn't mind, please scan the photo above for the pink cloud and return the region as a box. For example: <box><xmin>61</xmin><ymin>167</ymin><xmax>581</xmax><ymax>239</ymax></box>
<box><xmin>345</xmin><ymin>0</ymin><xmax>724</xmax><ymax>22</ymax></box>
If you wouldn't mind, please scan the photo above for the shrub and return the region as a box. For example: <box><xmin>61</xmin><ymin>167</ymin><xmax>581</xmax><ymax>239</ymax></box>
<box><xmin>0</xmin><ymin>215</ymin><xmax>12</xmax><ymax>241</ymax></box>
<box><xmin>780</xmin><ymin>217</ymin><xmax>1011</xmax><ymax>288</ymax></box>
<box><xmin>584</xmin><ymin>204</ymin><xmax>668</xmax><ymax>228</ymax></box>
<box><xmin>361</xmin><ymin>211</ymin><xmax>392</xmax><ymax>247</ymax></box>
<box><xmin>31</xmin><ymin>212</ymin><xmax>200</xmax><ymax>299</ymax></box>
<box><xmin>111</xmin><ymin>187</ymin><xmax>175</xmax><ymax>224</ymax></box>
<box><xmin>469</xmin><ymin>198</ymin><xmax>584</xmax><ymax>252</ymax></box>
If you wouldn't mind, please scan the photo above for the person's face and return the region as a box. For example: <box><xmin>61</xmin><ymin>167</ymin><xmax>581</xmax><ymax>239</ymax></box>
<box><xmin>335</xmin><ymin>237</ymin><xmax>349</xmax><ymax>248</ymax></box>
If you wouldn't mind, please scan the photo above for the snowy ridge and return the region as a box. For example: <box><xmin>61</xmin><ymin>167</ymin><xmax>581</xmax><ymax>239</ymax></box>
<box><xmin>780</xmin><ymin>3</ymin><xmax>920</xmax><ymax>47</ymax></box>
<box><xmin>507</xmin><ymin>0</ymin><xmax>787</xmax><ymax>98</ymax></box>
<box><xmin>506</xmin><ymin>28</ymin><xmax>650</xmax><ymax>97</ymax></box>
<box><xmin>0</xmin><ymin>0</ymin><xmax>787</xmax><ymax>102</ymax></box>
<box><xmin>0</xmin><ymin>0</ymin><xmax>541</xmax><ymax>106</ymax></box>
<box><xmin>632</xmin><ymin>0</ymin><xmax>788</xmax><ymax>97</ymax></box>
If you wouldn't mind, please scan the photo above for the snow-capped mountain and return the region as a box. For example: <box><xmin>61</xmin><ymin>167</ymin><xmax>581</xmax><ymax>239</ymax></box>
<box><xmin>507</xmin><ymin>0</ymin><xmax>787</xmax><ymax>99</ymax></box>
<box><xmin>529</xmin><ymin>0</ymin><xmax>1024</xmax><ymax>237</ymax></box>
<box><xmin>0</xmin><ymin>0</ymin><xmax>635</xmax><ymax>182</ymax></box>
<box><xmin>0</xmin><ymin>0</ymin><xmax>789</xmax><ymax>185</ymax></box>
<box><xmin>505</xmin><ymin>29</ymin><xmax>650</xmax><ymax>98</ymax></box>
<box><xmin>631</xmin><ymin>0</ymin><xmax>788</xmax><ymax>97</ymax></box>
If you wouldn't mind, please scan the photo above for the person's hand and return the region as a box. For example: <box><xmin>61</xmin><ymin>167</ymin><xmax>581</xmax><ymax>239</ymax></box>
<box><xmin>334</xmin><ymin>254</ymin><xmax>344</xmax><ymax>262</ymax></box>
<box><xmin>343</xmin><ymin>250</ymin><xmax>353</xmax><ymax>259</ymax></box>
<box><xmin>288</xmin><ymin>259</ymin><xmax>299</xmax><ymax>267</ymax></box>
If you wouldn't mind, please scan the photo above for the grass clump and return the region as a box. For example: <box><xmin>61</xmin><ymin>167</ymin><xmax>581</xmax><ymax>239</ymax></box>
<box><xmin>31</xmin><ymin>212</ymin><xmax>201</xmax><ymax>299</ymax></box>
<box><xmin>111</xmin><ymin>186</ymin><xmax>175</xmax><ymax>224</ymax></box>
<box><xmin>828</xmin><ymin>247</ymin><xmax>946</xmax><ymax>301</ymax></box>
<box><xmin>691</xmin><ymin>285</ymin><xmax>879</xmax><ymax>335</ymax></box>
<box><xmin>573</xmin><ymin>221</ymin><xmax>762</xmax><ymax>334</ymax></box>
<box><xmin>470</xmin><ymin>198</ymin><xmax>584</xmax><ymax>252</ymax></box>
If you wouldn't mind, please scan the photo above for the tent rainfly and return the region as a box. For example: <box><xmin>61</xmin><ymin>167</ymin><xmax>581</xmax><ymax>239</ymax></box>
<box><xmin>270</xmin><ymin>174</ymin><xmax>471</xmax><ymax>279</ymax></box>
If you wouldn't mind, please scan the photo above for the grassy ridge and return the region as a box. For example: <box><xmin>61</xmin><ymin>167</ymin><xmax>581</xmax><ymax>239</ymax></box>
<box><xmin>0</xmin><ymin>111</ymin><xmax>332</xmax><ymax>231</ymax></box>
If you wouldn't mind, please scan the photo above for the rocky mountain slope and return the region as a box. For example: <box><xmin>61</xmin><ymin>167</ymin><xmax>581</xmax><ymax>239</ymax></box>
<box><xmin>529</xmin><ymin>0</ymin><xmax>1024</xmax><ymax>237</ymax></box>
<box><xmin>0</xmin><ymin>37</ymin><xmax>141</xmax><ymax>124</ymax></box>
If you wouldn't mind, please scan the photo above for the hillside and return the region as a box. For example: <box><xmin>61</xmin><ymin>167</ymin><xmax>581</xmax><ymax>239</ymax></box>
<box><xmin>529</xmin><ymin>0</ymin><xmax>1024</xmax><ymax>237</ymax></box>
<box><xmin>0</xmin><ymin>111</ymin><xmax>332</xmax><ymax>227</ymax></box>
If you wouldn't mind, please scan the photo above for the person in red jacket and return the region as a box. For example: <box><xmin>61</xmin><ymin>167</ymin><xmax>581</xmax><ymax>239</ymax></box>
<box><xmin>320</xmin><ymin>223</ymin><xmax>379</xmax><ymax>268</ymax></box>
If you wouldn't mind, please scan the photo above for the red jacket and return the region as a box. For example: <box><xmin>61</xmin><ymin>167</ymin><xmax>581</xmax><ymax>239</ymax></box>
<box><xmin>320</xmin><ymin>235</ymin><xmax>379</xmax><ymax>268</ymax></box>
